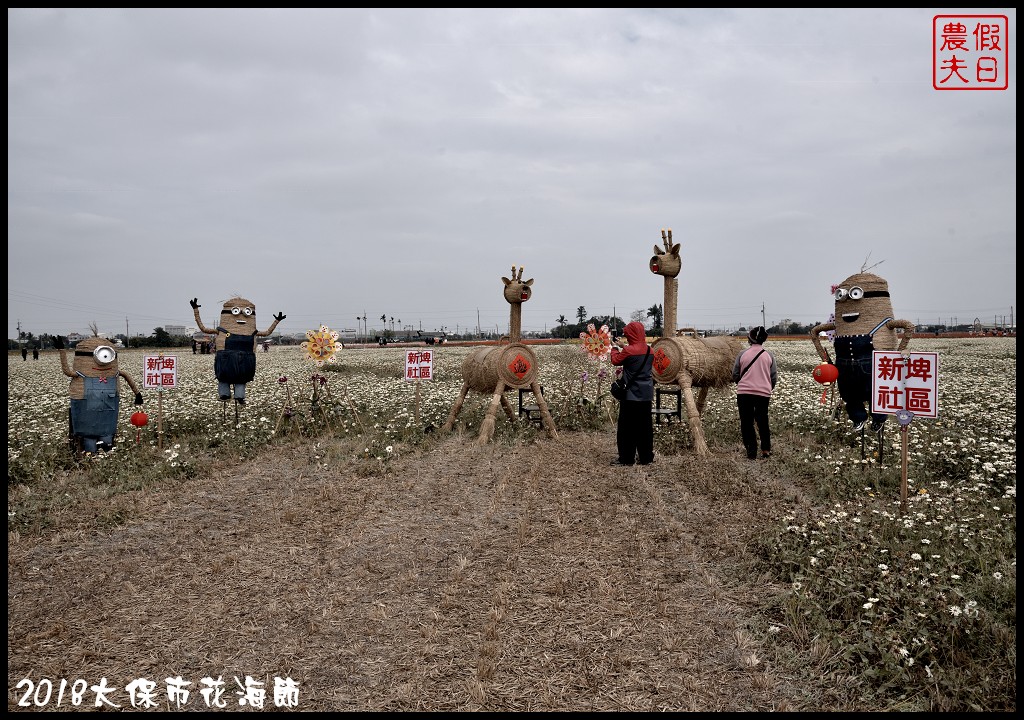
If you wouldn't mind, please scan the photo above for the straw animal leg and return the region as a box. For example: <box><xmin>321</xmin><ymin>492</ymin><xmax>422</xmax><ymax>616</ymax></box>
<box><xmin>531</xmin><ymin>380</ymin><xmax>559</xmax><ymax>439</ymax></box>
<box><xmin>477</xmin><ymin>381</ymin><xmax>506</xmax><ymax>445</ymax></box>
<box><xmin>678</xmin><ymin>374</ymin><xmax>709</xmax><ymax>456</ymax></box>
<box><xmin>499</xmin><ymin>394</ymin><xmax>516</xmax><ymax>423</ymax></box>
<box><xmin>695</xmin><ymin>386</ymin><xmax>709</xmax><ymax>415</ymax></box>
<box><xmin>442</xmin><ymin>381</ymin><xmax>470</xmax><ymax>432</ymax></box>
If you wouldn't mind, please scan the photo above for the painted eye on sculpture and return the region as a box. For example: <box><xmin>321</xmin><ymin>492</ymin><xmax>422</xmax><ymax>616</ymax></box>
<box><xmin>231</xmin><ymin>307</ymin><xmax>242</xmax><ymax>315</ymax></box>
<box><xmin>93</xmin><ymin>346</ymin><xmax>117</xmax><ymax>364</ymax></box>
<box><xmin>243</xmin><ymin>307</ymin><xmax>253</xmax><ymax>316</ymax></box>
<box><xmin>834</xmin><ymin>288</ymin><xmax>848</xmax><ymax>301</ymax></box>
<box><xmin>849</xmin><ymin>286</ymin><xmax>864</xmax><ymax>300</ymax></box>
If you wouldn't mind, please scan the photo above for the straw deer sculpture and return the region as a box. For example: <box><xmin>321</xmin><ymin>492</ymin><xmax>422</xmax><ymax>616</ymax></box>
<box><xmin>442</xmin><ymin>265</ymin><xmax>558</xmax><ymax>445</ymax></box>
<box><xmin>648</xmin><ymin>229</ymin><xmax>742</xmax><ymax>456</ymax></box>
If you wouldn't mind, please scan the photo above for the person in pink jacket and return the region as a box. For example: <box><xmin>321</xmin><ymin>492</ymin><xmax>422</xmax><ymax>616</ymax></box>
<box><xmin>732</xmin><ymin>326</ymin><xmax>778</xmax><ymax>460</ymax></box>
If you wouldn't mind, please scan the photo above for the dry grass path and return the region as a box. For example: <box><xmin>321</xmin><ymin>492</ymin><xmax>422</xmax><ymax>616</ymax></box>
<box><xmin>9</xmin><ymin>430</ymin><xmax>847</xmax><ymax>711</ymax></box>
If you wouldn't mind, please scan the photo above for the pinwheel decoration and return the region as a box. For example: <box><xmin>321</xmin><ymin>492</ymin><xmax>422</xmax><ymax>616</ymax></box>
<box><xmin>302</xmin><ymin>325</ymin><xmax>342</xmax><ymax>366</ymax></box>
<box><xmin>579</xmin><ymin>323</ymin><xmax>612</xmax><ymax>360</ymax></box>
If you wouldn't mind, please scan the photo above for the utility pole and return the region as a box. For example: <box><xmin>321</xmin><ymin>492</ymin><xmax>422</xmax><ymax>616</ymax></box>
<box><xmin>761</xmin><ymin>303</ymin><xmax>766</xmax><ymax>328</ymax></box>
<box><xmin>477</xmin><ymin>308</ymin><xmax>481</xmax><ymax>338</ymax></box>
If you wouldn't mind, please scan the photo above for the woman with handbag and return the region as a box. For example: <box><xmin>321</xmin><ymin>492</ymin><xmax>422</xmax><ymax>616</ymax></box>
<box><xmin>609</xmin><ymin>321</ymin><xmax>655</xmax><ymax>466</ymax></box>
<box><xmin>732</xmin><ymin>326</ymin><xmax>778</xmax><ymax>460</ymax></box>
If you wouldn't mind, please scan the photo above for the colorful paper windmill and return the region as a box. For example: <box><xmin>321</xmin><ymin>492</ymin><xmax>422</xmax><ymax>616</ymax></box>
<box><xmin>579</xmin><ymin>323</ymin><xmax>611</xmax><ymax>359</ymax></box>
<box><xmin>301</xmin><ymin>325</ymin><xmax>342</xmax><ymax>366</ymax></box>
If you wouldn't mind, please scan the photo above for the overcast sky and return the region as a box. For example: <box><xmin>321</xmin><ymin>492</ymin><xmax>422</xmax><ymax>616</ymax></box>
<box><xmin>8</xmin><ymin>8</ymin><xmax>1017</xmax><ymax>341</ymax></box>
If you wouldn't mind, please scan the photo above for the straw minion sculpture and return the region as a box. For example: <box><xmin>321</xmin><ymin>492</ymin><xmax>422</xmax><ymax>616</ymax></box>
<box><xmin>810</xmin><ymin>272</ymin><xmax>914</xmax><ymax>433</ymax></box>
<box><xmin>191</xmin><ymin>296</ymin><xmax>285</xmax><ymax>404</ymax></box>
<box><xmin>55</xmin><ymin>334</ymin><xmax>143</xmax><ymax>454</ymax></box>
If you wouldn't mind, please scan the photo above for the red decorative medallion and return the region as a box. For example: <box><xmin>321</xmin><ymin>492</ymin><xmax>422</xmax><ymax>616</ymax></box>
<box><xmin>508</xmin><ymin>354</ymin><xmax>531</xmax><ymax>379</ymax></box>
<box><xmin>653</xmin><ymin>348</ymin><xmax>671</xmax><ymax>375</ymax></box>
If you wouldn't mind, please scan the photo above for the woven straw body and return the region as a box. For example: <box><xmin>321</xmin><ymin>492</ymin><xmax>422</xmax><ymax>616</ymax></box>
<box><xmin>651</xmin><ymin>336</ymin><xmax>742</xmax><ymax>387</ymax></box>
<box><xmin>831</xmin><ymin>272</ymin><xmax>908</xmax><ymax>351</ymax></box>
<box><xmin>461</xmin><ymin>344</ymin><xmax>538</xmax><ymax>392</ymax></box>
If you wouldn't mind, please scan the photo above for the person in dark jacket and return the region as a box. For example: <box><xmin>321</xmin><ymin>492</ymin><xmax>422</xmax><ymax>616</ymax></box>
<box><xmin>609</xmin><ymin>321</ymin><xmax>655</xmax><ymax>466</ymax></box>
<box><xmin>732</xmin><ymin>326</ymin><xmax>778</xmax><ymax>460</ymax></box>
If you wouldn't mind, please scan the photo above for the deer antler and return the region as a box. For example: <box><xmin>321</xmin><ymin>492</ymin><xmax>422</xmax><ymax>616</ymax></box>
<box><xmin>504</xmin><ymin>265</ymin><xmax>532</xmax><ymax>286</ymax></box>
<box><xmin>653</xmin><ymin>228</ymin><xmax>680</xmax><ymax>257</ymax></box>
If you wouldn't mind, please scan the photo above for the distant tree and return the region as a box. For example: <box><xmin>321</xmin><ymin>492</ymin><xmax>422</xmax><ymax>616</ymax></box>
<box><xmin>555</xmin><ymin>315</ymin><xmax>568</xmax><ymax>338</ymax></box>
<box><xmin>767</xmin><ymin>319</ymin><xmax>810</xmax><ymax>336</ymax></box>
<box><xmin>646</xmin><ymin>304</ymin><xmax>664</xmax><ymax>334</ymax></box>
<box><xmin>585</xmin><ymin>314</ymin><xmax>626</xmax><ymax>336</ymax></box>
<box><xmin>152</xmin><ymin>327</ymin><xmax>173</xmax><ymax>346</ymax></box>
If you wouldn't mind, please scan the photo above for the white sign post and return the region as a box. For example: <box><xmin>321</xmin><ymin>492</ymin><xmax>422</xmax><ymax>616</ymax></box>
<box><xmin>405</xmin><ymin>349</ymin><xmax>434</xmax><ymax>424</ymax></box>
<box><xmin>872</xmin><ymin>351</ymin><xmax>940</xmax><ymax>512</ymax></box>
<box><xmin>143</xmin><ymin>354</ymin><xmax>177</xmax><ymax>450</ymax></box>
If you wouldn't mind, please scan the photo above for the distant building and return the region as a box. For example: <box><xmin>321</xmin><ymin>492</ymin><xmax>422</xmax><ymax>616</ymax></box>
<box><xmin>164</xmin><ymin>325</ymin><xmax>189</xmax><ymax>336</ymax></box>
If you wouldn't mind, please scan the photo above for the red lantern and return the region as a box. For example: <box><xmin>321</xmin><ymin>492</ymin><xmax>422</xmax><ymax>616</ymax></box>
<box><xmin>812</xmin><ymin>363</ymin><xmax>838</xmax><ymax>384</ymax></box>
<box><xmin>130</xmin><ymin>411</ymin><xmax>148</xmax><ymax>444</ymax></box>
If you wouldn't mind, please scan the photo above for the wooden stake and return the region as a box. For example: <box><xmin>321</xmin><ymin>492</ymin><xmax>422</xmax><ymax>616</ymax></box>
<box><xmin>158</xmin><ymin>391</ymin><xmax>164</xmax><ymax>451</ymax></box>
<box><xmin>415</xmin><ymin>381</ymin><xmax>421</xmax><ymax>424</ymax></box>
<box><xmin>900</xmin><ymin>424</ymin><xmax>909</xmax><ymax>514</ymax></box>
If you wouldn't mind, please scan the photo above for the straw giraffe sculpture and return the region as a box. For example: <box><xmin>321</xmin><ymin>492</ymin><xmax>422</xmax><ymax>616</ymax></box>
<box><xmin>648</xmin><ymin>229</ymin><xmax>742</xmax><ymax>456</ymax></box>
<box><xmin>442</xmin><ymin>265</ymin><xmax>558</xmax><ymax>445</ymax></box>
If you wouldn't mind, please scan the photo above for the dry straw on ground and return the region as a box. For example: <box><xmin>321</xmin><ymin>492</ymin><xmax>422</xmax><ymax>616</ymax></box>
<box><xmin>9</xmin><ymin>428</ymin><xmax>858</xmax><ymax>711</ymax></box>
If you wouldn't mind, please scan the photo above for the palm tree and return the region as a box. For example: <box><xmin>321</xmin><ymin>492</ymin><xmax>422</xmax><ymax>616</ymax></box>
<box><xmin>556</xmin><ymin>315</ymin><xmax>567</xmax><ymax>338</ymax></box>
<box><xmin>576</xmin><ymin>306</ymin><xmax>587</xmax><ymax>325</ymax></box>
<box><xmin>646</xmin><ymin>303</ymin><xmax>663</xmax><ymax>333</ymax></box>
